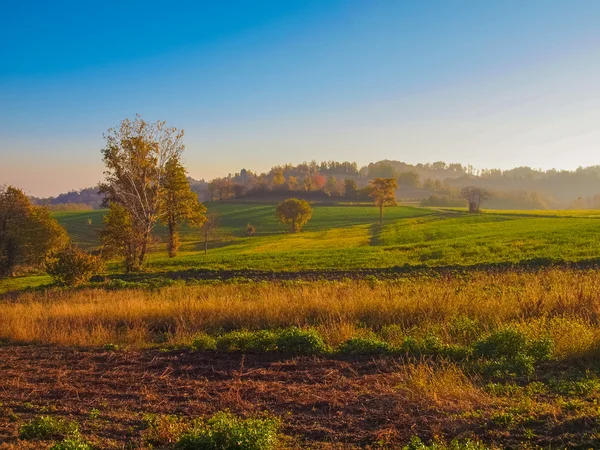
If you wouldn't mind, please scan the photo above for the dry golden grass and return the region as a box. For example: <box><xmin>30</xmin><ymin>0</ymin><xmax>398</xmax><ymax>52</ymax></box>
<box><xmin>2</xmin><ymin>269</ymin><xmax>600</xmax><ymax>352</ymax></box>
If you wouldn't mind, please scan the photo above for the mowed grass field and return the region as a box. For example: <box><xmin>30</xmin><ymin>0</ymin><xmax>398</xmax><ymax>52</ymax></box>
<box><xmin>2</xmin><ymin>203</ymin><xmax>600</xmax><ymax>293</ymax></box>
<box><xmin>57</xmin><ymin>203</ymin><xmax>600</xmax><ymax>271</ymax></box>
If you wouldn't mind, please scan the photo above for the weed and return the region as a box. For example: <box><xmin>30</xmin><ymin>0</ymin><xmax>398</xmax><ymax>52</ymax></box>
<box><xmin>19</xmin><ymin>416</ymin><xmax>79</xmax><ymax>440</ymax></box>
<box><xmin>175</xmin><ymin>411</ymin><xmax>280</xmax><ymax>450</ymax></box>
<box><xmin>339</xmin><ymin>336</ymin><xmax>392</xmax><ymax>355</ymax></box>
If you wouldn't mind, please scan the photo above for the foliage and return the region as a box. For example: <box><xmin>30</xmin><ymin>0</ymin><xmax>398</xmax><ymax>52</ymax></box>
<box><xmin>0</xmin><ymin>186</ymin><xmax>68</xmax><ymax>277</ymax></box>
<box><xmin>99</xmin><ymin>115</ymin><xmax>186</xmax><ymax>270</ymax></box>
<box><xmin>275</xmin><ymin>327</ymin><xmax>328</xmax><ymax>355</ymax></box>
<box><xmin>404</xmin><ymin>436</ymin><xmax>495</xmax><ymax>450</ymax></box>
<box><xmin>216</xmin><ymin>330</ymin><xmax>277</xmax><ymax>353</ymax></box>
<box><xmin>473</xmin><ymin>328</ymin><xmax>553</xmax><ymax>377</ymax></box>
<box><xmin>175</xmin><ymin>412</ymin><xmax>280</xmax><ymax>450</ymax></box>
<box><xmin>99</xmin><ymin>203</ymin><xmax>141</xmax><ymax>272</ymax></box>
<box><xmin>49</xmin><ymin>434</ymin><xmax>93</xmax><ymax>450</ymax></box>
<box><xmin>19</xmin><ymin>416</ymin><xmax>79</xmax><ymax>440</ymax></box>
<box><xmin>46</xmin><ymin>245</ymin><xmax>105</xmax><ymax>286</ymax></box>
<box><xmin>369</xmin><ymin>178</ymin><xmax>398</xmax><ymax>224</ymax></box>
<box><xmin>275</xmin><ymin>198</ymin><xmax>313</xmax><ymax>232</ymax></box>
<box><xmin>344</xmin><ymin>178</ymin><xmax>358</xmax><ymax>199</ymax></box>
<box><xmin>339</xmin><ymin>336</ymin><xmax>392</xmax><ymax>355</ymax></box>
<box><xmin>246</xmin><ymin>223</ymin><xmax>256</xmax><ymax>235</ymax></box>
<box><xmin>160</xmin><ymin>158</ymin><xmax>207</xmax><ymax>257</ymax></box>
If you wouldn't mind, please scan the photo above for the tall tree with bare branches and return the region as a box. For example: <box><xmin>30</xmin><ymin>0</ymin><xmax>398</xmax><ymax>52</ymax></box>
<box><xmin>99</xmin><ymin>115</ymin><xmax>185</xmax><ymax>271</ymax></box>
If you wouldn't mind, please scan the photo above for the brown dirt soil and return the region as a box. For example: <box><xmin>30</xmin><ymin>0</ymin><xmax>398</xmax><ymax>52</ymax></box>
<box><xmin>0</xmin><ymin>345</ymin><xmax>491</xmax><ymax>449</ymax></box>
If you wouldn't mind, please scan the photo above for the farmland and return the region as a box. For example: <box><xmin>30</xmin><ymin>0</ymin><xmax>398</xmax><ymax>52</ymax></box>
<box><xmin>2</xmin><ymin>203</ymin><xmax>600</xmax><ymax>449</ymax></box>
<box><xmin>3</xmin><ymin>203</ymin><xmax>600</xmax><ymax>294</ymax></box>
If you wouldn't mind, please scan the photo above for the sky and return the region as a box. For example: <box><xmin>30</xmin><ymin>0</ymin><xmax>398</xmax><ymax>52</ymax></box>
<box><xmin>1</xmin><ymin>0</ymin><xmax>600</xmax><ymax>197</ymax></box>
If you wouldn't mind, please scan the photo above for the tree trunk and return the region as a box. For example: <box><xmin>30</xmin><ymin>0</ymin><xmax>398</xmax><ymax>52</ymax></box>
<box><xmin>204</xmin><ymin>232</ymin><xmax>208</xmax><ymax>255</ymax></box>
<box><xmin>379</xmin><ymin>205</ymin><xmax>383</xmax><ymax>225</ymax></box>
<box><xmin>167</xmin><ymin>219</ymin><xmax>178</xmax><ymax>258</ymax></box>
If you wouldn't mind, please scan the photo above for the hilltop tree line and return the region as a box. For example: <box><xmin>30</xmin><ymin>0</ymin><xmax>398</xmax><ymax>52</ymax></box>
<box><xmin>33</xmin><ymin>157</ymin><xmax>600</xmax><ymax>210</ymax></box>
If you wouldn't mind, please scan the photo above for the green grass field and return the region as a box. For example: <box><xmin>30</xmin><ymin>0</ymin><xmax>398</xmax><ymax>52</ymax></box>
<box><xmin>3</xmin><ymin>203</ymin><xmax>600</xmax><ymax>293</ymax></box>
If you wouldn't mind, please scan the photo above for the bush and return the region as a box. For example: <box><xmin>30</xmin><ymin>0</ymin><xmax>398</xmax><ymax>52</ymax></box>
<box><xmin>339</xmin><ymin>337</ymin><xmax>392</xmax><ymax>355</ymax></box>
<box><xmin>216</xmin><ymin>330</ymin><xmax>277</xmax><ymax>353</ymax></box>
<box><xmin>175</xmin><ymin>412</ymin><xmax>280</xmax><ymax>450</ymax></box>
<box><xmin>275</xmin><ymin>327</ymin><xmax>328</xmax><ymax>355</ymax></box>
<box><xmin>472</xmin><ymin>328</ymin><xmax>554</xmax><ymax>377</ymax></box>
<box><xmin>46</xmin><ymin>245</ymin><xmax>104</xmax><ymax>287</ymax></box>
<box><xmin>190</xmin><ymin>333</ymin><xmax>217</xmax><ymax>351</ymax></box>
<box><xmin>19</xmin><ymin>416</ymin><xmax>79</xmax><ymax>440</ymax></box>
<box><xmin>404</xmin><ymin>436</ymin><xmax>496</xmax><ymax>450</ymax></box>
<box><xmin>49</xmin><ymin>434</ymin><xmax>92</xmax><ymax>450</ymax></box>
<box><xmin>246</xmin><ymin>223</ymin><xmax>256</xmax><ymax>236</ymax></box>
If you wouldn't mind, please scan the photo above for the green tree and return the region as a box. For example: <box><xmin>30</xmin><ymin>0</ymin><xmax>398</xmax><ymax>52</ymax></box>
<box><xmin>99</xmin><ymin>202</ymin><xmax>140</xmax><ymax>272</ymax></box>
<box><xmin>99</xmin><ymin>115</ymin><xmax>185</xmax><ymax>271</ymax></box>
<box><xmin>344</xmin><ymin>178</ymin><xmax>358</xmax><ymax>199</ymax></box>
<box><xmin>369</xmin><ymin>178</ymin><xmax>398</xmax><ymax>224</ymax></box>
<box><xmin>276</xmin><ymin>198</ymin><xmax>312</xmax><ymax>232</ymax></box>
<box><xmin>160</xmin><ymin>158</ymin><xmax>207</xmax><ymax>257</ymax></box>
<box><xmin>0</xmin><ymin>186</ymin><xmax>68</xmax><ymax>276</ymax></box>
<box><xmin>324</xmin><ymin>176</ymin><xmax>337</xmax><ymax>196</ymax></box>
<box><xmin>397</xmin><ymin>171</ymin><xmax>420</xmax><ymax>187</ymax></box>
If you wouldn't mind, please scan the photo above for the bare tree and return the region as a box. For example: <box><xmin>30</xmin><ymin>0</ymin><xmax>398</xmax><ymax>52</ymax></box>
<box><xmin>461</xmin><ymin>186</ymin><xmax>489</xmax><ymax>213</ymax></box>
<box><xmin>201</xmin><ymin>213</ymin><xmax>220</xmax><ymax>255</ymax></box>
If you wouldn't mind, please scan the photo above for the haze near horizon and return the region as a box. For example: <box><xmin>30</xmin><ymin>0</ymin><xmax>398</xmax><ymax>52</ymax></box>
<box><xmin>1</xmin><ymin>0</ymin><xmax>600</xmax><ymax>197</ymax></box>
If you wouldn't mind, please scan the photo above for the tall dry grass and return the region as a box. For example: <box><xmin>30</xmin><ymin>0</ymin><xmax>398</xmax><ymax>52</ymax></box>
<box><xmin>2</xmin><ymin>269</ymin><xmax>600</xmax><ymax>351</ymax></box>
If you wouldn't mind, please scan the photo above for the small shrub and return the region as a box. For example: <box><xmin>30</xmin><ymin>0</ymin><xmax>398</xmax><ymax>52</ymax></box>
<box><xmin>404</xmin><ymin>436</ymin><xmax>496</xmax><ymax>450</ymax></box>
<box><xmin>246</xmin><ymin>223</ymin><xmax>256</xmax><ymax>236</ymax></box>
<box><xmin>448</xmin><ymin>315</ymin><xmax>483</xmax><ymax>344</ymax></box>
<box><xmin>19</xmin><ymin>416</ymin><xmax>79</xmax><ymax>440</ymax></box>
<box><xmin>275</xmin><ymin>327</ymin><xmax>328</xmax><ymax>355</ymax></box>
<box><xmin>190</xmin><ymin>333</ymin><xmax>217</xmax><ymax>351</ymax></box>
<box><xmin>46</xmin><ymin>245</ymin><xmax>105</xmax><ymax>287</ymax></box>
<box><xmin>216</xmin><ymin>330</ymin><xmax>277</xmax><ymax>353</ymax></box>
<box><xmin>473</xmin><ymin>328</ymin><xmax>528</xmax><ymax>359</ymax></box>
<box><xmin>175</xmin><ymin>411</ymin><xmax>280</xmax><ymax>450</ymax></box>
<box><xmin>143</xmin><ymin>414</ymin><xmax>190</xmax><ymax>446</ymax></box>
<box><xmin>473</xmin><ymin>328</ymin><xmax>554</xmax><ymax>378</ymax></box>
<box><xmin>49</xmin><ymin>434</ymin><xmax>92</xmax><ymax>450</ymax></box>
<box><xmin>339</xmin><ymin>337</ymin><xmax>392</xmax><ymax>355</ymax></box>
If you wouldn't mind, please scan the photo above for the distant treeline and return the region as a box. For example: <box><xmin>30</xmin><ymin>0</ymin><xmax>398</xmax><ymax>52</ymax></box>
<box><xmin>31</xmin><ymin>159</ymin><xmax>600</xmax><ymax>210</ymax></box>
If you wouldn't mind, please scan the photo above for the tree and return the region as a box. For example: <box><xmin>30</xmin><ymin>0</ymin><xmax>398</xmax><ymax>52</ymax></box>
<box><xmin>272</xmin><ymin>170</ymin><xmax>286</xmax><ymax>189</ymax></box>
<box><xmin>461</xmin><ymin>186</ymin><xmax>489</xmax><ymax>213</ymax></box>
<box><xmin>397</xmin><ymin>171</ymin><xmax>420</xmax><ymax>187</ymax></box>
<box><xmin>324</xmin><ymin>176</ymin><xmax>337</xmax><ymax>196</ymax></box>
<box><xmin>287</xmin><ymin>176</ymin><xmax>298</xmax><ymax>191</ymax></box>
<box><xmin>276</xmin><ymin>198</ymin><xmax>313</xmax><ymax>232</ymax></box>
<box><xmin>201</xmin><ymin>213</ymin><xmax>220</xmax><ymax>255</ymax></box>
<box><xmin>99</xmin><ymin>115</ymin><xmax>185</xmax><ymax>271</ymax></box>
<box><xmin>100</xmin><ymin>202</ymin><xmax>140</xmax><ymax>272</ymax></box>
<box><xmin>369</xmin><ymin>178</ymin><xmax>398</xmax><ymax>224</ymax></box>
<box><xmin>0</xmin><ymin>186</ymin><xmax>68</xmax><ymax>277</ymax></box>
<box><xmin>160</xmin><ymin>158</ymin><xmax>207</xmax><ymax>257</ymax></box>
<box><xmin>344</xmin><ymin>178</ymin><xmax>358</xmax><ymax>199</ymax></box>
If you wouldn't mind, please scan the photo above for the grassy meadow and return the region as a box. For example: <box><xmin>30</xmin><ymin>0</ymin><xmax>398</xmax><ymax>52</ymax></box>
<box><xmin>3</xmin><ymin>203</ymin><xmax>597</xmax><ymax>293</ymax></box>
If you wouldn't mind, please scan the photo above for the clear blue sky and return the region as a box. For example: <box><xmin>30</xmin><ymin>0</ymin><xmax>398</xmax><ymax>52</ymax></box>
<box><xmin>2</xmin><ymin>0</ymin><xmax>600</xmax><ymax>196</ymax></box>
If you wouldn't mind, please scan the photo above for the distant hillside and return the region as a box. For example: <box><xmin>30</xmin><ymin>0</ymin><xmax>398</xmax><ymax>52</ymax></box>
<box><xmin>28</xmin><ymin>160</ymin><xmax>600</xmax><ymax>210</ymax></box>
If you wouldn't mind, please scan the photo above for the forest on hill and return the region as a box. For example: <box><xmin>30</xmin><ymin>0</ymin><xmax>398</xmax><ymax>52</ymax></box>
<box><xmin>31</xmin><ymin>159</ymin><xmax>600</xmax><ymax>210</ymax></box>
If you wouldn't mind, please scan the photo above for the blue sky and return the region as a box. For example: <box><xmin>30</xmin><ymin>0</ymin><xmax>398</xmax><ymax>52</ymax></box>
<box><xmin>1</xmin><ymin>0</ymin><xmax>600</xmax><ymax>196</ymax></box>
